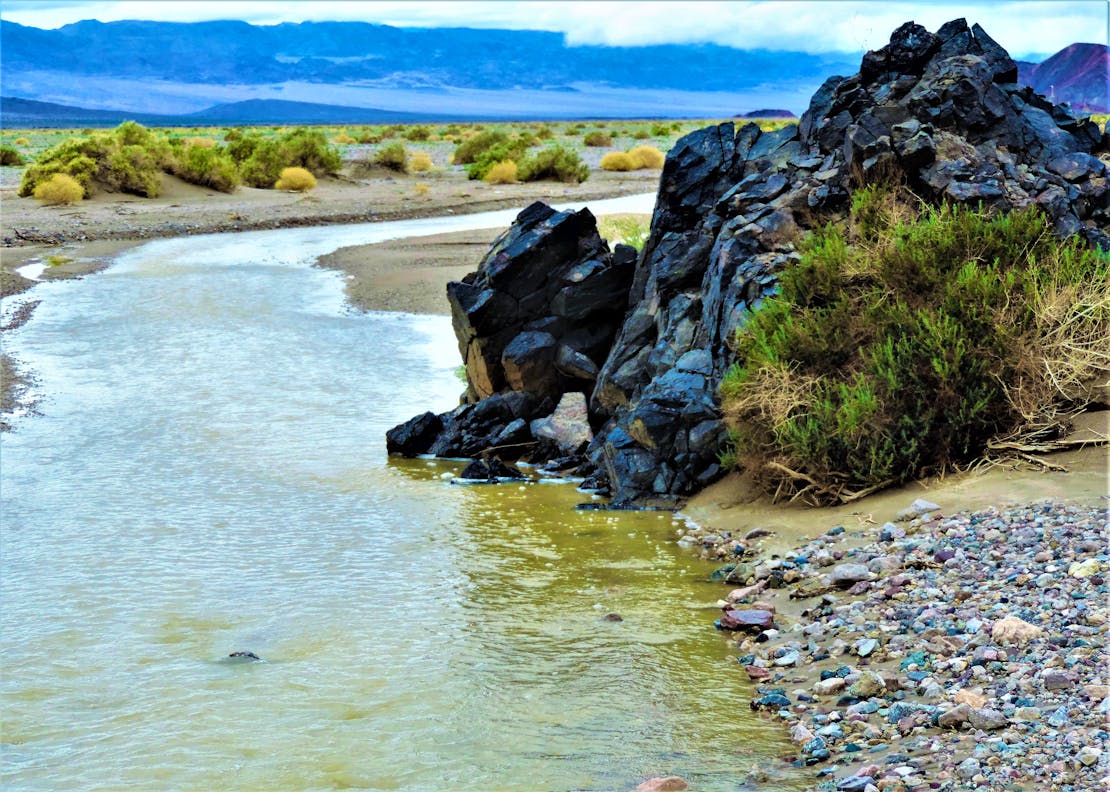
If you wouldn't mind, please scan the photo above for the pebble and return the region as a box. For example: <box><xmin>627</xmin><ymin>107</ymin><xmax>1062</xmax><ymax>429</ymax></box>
<box><xmin>704</xmin><ymin>499</ymin><xmax>1108</xmax><ymax>789</ymax></box>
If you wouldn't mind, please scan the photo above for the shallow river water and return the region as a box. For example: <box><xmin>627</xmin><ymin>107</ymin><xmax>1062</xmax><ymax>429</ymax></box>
<box><xmin>1</xmin><ymin>198</ymin><xmax>806</xmax><ymax>790</ymax></box>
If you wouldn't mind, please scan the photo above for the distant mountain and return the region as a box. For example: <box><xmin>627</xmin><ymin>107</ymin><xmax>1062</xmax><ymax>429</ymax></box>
<box><xmin>0</xmin><ymin>97</ymin><xmax>464</xmax><ymax>128</ymax></box>
<box><xmin>0</xmin><ymin>19</ymin><xmax>853</xmax><ymax>93</ymax></box>
<box><xmin>0</xmin><ymin>19</ymin><xmax>856</xmax><ymax>119</ymax></box>
<box><xmin>1</xmin><ymin>20</ymin><xmax>1102</xmax><ymax>125</ymax></box>
<box><xmin>1017</xmin><ymin>43</ymin><xmax>1108</xmax><ymax>112</ymax></box>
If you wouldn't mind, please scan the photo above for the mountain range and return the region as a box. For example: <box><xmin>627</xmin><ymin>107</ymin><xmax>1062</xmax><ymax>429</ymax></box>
<box><xmin>0</xmin><ymin>19</ymin><xmax>1105</xmax><ymax>126</ymax></box>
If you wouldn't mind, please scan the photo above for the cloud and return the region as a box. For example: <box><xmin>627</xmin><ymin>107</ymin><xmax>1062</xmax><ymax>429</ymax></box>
<box><xmin>1</xmin><ymin>1</ymin><xmax>1104</xmax><ymax>58</ymax></box>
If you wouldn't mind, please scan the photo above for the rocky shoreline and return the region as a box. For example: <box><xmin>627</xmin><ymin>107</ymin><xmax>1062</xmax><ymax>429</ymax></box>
<box><xmin>683</xmin><ymin>496</ymin><xmax>1109</xmax><ymax>791</ymax></box>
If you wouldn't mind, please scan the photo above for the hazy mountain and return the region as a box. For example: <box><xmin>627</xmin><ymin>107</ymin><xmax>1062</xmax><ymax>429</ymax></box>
<box><xmin>0</xmin><ymin>19</ymin><xmax>856</xmax><ymax>119</ymax></box>
<box><xmin>0</xmin><ymin>97</ymin><xmax>457</xmax><ymax>128</ymax></box>
<box><xmin>1017</xmin><ymin>43</ymin><xmax>1108</xmax><ymax>112</ymax></box>
<box><xmin>0</xmin><ymin>20</ymin><xmax>1102</xmax><ymax>124</ymax></box>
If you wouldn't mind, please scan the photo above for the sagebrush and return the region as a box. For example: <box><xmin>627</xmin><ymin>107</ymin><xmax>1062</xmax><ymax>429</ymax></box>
<box><xmin>719</xmin><ymin>189</ymin><xmax>1110</xmax><ymax>504</ymax></box>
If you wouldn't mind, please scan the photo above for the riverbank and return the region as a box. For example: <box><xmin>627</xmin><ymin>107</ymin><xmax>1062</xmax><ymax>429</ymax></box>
<box><xmin>678</xmin><ymin>436</ymin><xmax>1109</xmax><ymax>790</ymax></box>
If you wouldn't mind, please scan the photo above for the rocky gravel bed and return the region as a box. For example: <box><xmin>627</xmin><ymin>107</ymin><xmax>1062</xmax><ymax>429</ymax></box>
<box><xmin>693</xmin><ymin>498</ymin><xmax>1108</xmax><ymax>790</ymax></box>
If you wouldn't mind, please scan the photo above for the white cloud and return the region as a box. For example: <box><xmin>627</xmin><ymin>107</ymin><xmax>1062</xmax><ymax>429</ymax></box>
<box><xmin>1</xmin><ymin>1</ymin><xmax>1104</xmax><ymax>58</ymax></box>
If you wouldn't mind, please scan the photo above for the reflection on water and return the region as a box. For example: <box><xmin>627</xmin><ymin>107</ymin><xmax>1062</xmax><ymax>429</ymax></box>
<box><xmin>1</xmin><ymin>215</ymin><xmax>806</xmax><ymax>790</ymax></box>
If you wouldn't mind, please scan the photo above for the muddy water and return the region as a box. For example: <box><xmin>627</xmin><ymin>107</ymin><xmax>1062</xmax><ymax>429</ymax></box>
<box><xmin>0</xmin><ymin>203</ymin><xmax>807</xmax><ymax>791</ymax></box>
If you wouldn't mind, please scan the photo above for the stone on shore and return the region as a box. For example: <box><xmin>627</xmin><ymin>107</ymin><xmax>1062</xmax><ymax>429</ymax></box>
<box><xmin>633</xmin><ymin>776</ymin><xmax>688</xmax><ymax>792</ymax></box>
<box><xmin>991</xmin><ymin>614</ymin><xmax>1044</xmax><ymax>645</ymax></box>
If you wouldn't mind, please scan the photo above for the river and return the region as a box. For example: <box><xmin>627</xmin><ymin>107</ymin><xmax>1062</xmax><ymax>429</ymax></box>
<box><xmin>0</xmin><ymin>196</ymin><xmax>806</xmax><ymax>790</ymax></box>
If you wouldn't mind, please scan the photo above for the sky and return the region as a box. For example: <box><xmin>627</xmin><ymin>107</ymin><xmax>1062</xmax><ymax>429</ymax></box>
<box><xmin>1</xmin><ymin>1</ymin><xmax>1106</xmax><ymax>58</ymax></box>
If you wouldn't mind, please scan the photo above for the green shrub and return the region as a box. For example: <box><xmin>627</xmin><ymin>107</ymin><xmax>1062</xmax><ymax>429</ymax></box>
<box><xmin>18</xmin><ymin>123</ymin><xmax>171</xmax><ymax>198</ymax></box>
<box><xmin>598</xmin><ymin>215</ymin><xmax>649</xmax><ymax>250</ymax></box>
<box><xmin>452</xmin><ymin>130</ymin><xmax>512</xmax><ymax>165</ymax></box>
<box><xmin>33</xmin><ymin>173</ymin><xmax>84</xmax><ymax>205</ymax></box>
<box><xmin>373</xmin><ymin>142</ymin><xmax>409</xmax><ymax>173</ymax></box>
<box><xmin>240</xmin><ymin>139</ymin><xmax>287</xmax><ymax>187</ymax></box>
<box><xmin>403</xmin><ymin>125</ymin><xmax>431</xmax><ymax>141</ymax></box>
<box><xmin>650</xmin><ymin>123</ymin><xmax>671</xmax><ymax>137</ymax></box>
<box><xmin>465</xmin><ymin>138</ymin><xmax>528</xmax><ymax>180</ymax></box>
<box><xmin>170</xmin><ymin>143</ymin><xmax>240</xmax><ymax>192</ymax></box>
<box><xmin>583</xmin><ymin>130</ymin><xmax>612</xmax><ymax>147</ymax></box>
<box><xmin>632</xmin><ymin>129</ymin><xmax>651</xmax><ymax>140</ymax></box>
<box><xmin>0</xmin><ymin>145</ymin><xmax>24</xmax><ymax>166</ymax></box>
<box><xmin>278</xmin><ymin>128</ymin><xmax>342</xmax><ymax>175</ymax></box>
<box><xmin>517</xmin><ymin>145</ymin><xmax>589</xmax><ymax>183</ymax></box>
<box><xmin>535</xmin><ymin>125</ymin><xmax>554</xmax><ymax>140</ymax></box>
<box><xmin>719</xmin><ymin>192</ymin><xmax>1110</xmax><ymax>503</ymax></box>
<box><xmin>274</xmin><ymin>166</ymin><xmax>316</xmax><ymax>191</ymax></box>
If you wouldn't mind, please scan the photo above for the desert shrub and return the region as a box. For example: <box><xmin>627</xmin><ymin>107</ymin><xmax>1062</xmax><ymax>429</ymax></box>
<box><xmin>517</xmin><ymin>145</ymin><xmax>589</xmax><ymax>183</ymax></box>
<box><xmin>410</xmin><ymin>151</ymin><xmax>433</xmax><ymax>172</ymax></box>
<box><xmin>18</xmin><ymin>123</ymin><xmax>171</xmax><ymax>198</ymax></box>
<box><xmin>628</xmin><ymin>145</ymin><xmax>665</xmax><ymax>169</ymax></box>
<box><xmin>452</xmin><ymin>130</ymin><xmax>511</xmax><ymax>165</ymax></box>
<box><xmin>170</xmin><ymin>143</ymin><xmax>240</xmax><ymax>192</ymax></box>
<box><xmin>358</xmin><ymin>132</ymin><xmax>383</xmax><ymax>144</ymax></box>
<box><xmin>413</xmin><ymin>182</ymin><xmax>430</xmax><ymax>197</ymax></box>
<box><xmin>465</xmin><ymin>138</ymin><xmax>528</xmax><ymax>180</ymax></box>
<box><xmin>650</xmin><ymin>123</ymin><xmax>671</xmax><ymax>137</ymax></box>
<box><xmin>279</xmin><ymin>128</ymin><xmax>342</xmax><ymax>175</ymax></box>
<box><xmin>483</xmin><ymin>160</ymin><xmax>518</xmax><ymax>184</ymax></box>
<box><xmin>535</xmin><ymin>125</ymin><xmax>554</xmax><ymax>140</ymax></box>
<box><xmin>333</xmin><ymin>132</ymin><xmax>357</xmax><ymax>144</ymax></box>
<box><xmin>237</xmin><ymin>128</ymin><xmax>341</xmax><ymax>187</ymax></box>
<box><xmin>33</xmin><ymin>173</ymin><xmax>84</xmax><ymax>205</ymax></box>
<box><xmin>583</xmin><ymin>130</ymin><xmax>612</xmax><ymax>147</ymax></box>
<box><xmin>239</xmin><ymin>139</ymin><xmax>286</xmax><ymax>187</ymax></box>
<box><xmin>185</xmin><ymin>136</ymin><xmax>216</xmax><ymax>148</ymax></box>
<box><xmin>274</xmin><ymin>166</ymin><xmax>316</xmax><ymax>191</ymax></box>
<box><xmin>632</xmin><ymin>129</ymin><xmax>651</xmax><ymax>140</ymax></box>
<box><xmin>598</xmin><ymin>215</ymin><xmax>649</xmax><ymax>250</ymax></box>
<box><xmin>373</xmin><ymin>142</ymin><xmax>409</xmax><ymax>173</ymax></box>
<box><xmin>224</xmin><ymin>128</ymin><xmax>244</xmax><ymax>142</ymax></box>
<box><xmin>14</xmin><ymin>136</ymin><xmax>30</xmax><ymax>146</ymax></box>
<box><xmin>403</xmin><ymin>125</ymin><xmax>431</xmax><ymax>142</ymax></box>
<box><xmin>0</xmin><ymin>145</ymin><xmax>24</xmax><ymax>166</ymax></box>
<box><xmin>719</xmin><ymin>190</ymin><xmax>1110</xmax><ymax>504</ymax></box>
<box><xmin>599</xmin><ymin>151</ymin><xmax>636</xmax><ymax>171</ymax></box>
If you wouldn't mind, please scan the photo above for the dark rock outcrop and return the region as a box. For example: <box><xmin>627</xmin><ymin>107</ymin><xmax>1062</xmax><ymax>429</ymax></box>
<box><xmin>389</xmin><ymin>19</ymin><xmax>1109</xmax><ymax>506</ymax></box>
<box><xmin>583</xmin><ymin>18</ymin><xmax>1109</xmax><ymax>505</ymax></box>
<box><xmin>387</xmin><ymin>202</ymin><xmax>636</xmax><ymax>464</ymax></box>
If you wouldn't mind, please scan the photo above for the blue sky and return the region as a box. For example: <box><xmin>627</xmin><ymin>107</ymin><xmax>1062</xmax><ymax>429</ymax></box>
<box><xmin>1</xmin><ymin>1</ymin><xmax>1106</xmax><ymax>57</ymax></box>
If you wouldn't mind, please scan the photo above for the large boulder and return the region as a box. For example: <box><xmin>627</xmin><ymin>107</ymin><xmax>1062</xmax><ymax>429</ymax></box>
<box><xmin>387</xmin><ymin>202</ymin><xmax>636</xmax><ymax>462</ymax></box>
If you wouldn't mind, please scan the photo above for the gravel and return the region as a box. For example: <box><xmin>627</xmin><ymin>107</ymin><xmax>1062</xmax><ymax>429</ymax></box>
<box><xmin>703</xmin><ymin>498</ymin><xmax>1109</xmax><ymax>790</ymax></box>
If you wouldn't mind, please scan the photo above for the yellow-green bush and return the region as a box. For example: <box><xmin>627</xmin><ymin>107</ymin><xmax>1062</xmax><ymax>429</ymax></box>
<box><xmin>483</xmin><ymin>160</ymin><xmax>518</xmax><ymax>184</ymax></box>
<box><xmin>0</xmin><ymin>145</ymin><xmax>24</xmax><ymax>166</ymax></box>
<box><xmin>18</xmin><ymin>122</ymin><xmax>172</xmax><ymax>198</ymax></box>
<box><xmin>628</xmin><ymin>145</ymin><xmax>665</xmax><ymax>169</ymax></box>
<box><xmin>583</xmin><ymin>130</ymin><xmax>612</xmax><ymax>147</ymax></box>
<box><xmin>33</xmin><ymin>173</ymin><xmax>84</xmax><ymax>205</ymax></box>
<box><xmin>410</xmin><ymin>151</ymin><xmax>433</xmax><ymax>172</ymax></box>
<box><xmin>719</xmin><ymin>191</ymin><xmax>1110</xmax><ymax>503</ymax></box>
<box><xmin>274</xmin><ymin>166</ymin><xmax>316</xmax><ymax>192</ymax></box>
<box><xmin>599</xmin><ymin>151</ymin><xmax>636</xmax><ymax>171</ymax></box>
<box><xmin>169</xmin><ymin>143</ymin><xmax>240</xmax><ymax>193</ymax></box>
<box><xmin>373</xmin><ymin>142</ymin><xmax>409</xmax><ymax>173</ymax></box>
<box><xmin>13</xmin><ymin>136</ymin><xmax>30</xmax><ymax>146</ymax></box>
